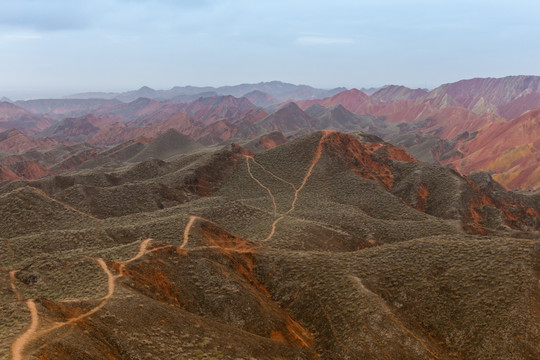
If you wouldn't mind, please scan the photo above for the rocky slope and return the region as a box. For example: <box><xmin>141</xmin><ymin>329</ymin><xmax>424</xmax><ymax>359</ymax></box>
<box><xmin>1</xmin><ymin>130</ymin><xmax>538</xmax><ymax>359</ymax></box>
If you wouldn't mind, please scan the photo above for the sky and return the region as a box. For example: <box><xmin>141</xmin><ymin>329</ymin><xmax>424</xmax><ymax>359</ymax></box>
<box><xmin>1</xmin><ymin>0</ymin><xmax>540</xmax><ymax>99</ymax></box>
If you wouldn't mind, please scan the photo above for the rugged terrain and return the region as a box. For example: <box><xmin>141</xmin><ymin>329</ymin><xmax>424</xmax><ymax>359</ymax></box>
<box><xmin>4</xmin><ymin>76</ymin><xmax>540</xmax><ymax>189</ymax></box>
<box><xmin>1</xmin><ymin>77</ymin><xmax>540</xmax><ymax>359</ymax></box>
<box><xmin>0</xmin><ymin>128</ymin><xmax>539</xmax><ymax>359</ymax></box>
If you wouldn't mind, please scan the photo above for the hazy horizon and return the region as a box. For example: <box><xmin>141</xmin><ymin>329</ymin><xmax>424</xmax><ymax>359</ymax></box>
<box><xmin>1</xmin><ymin>80</ymin><xmax>416</xmax><ymax>101</ymax></box>
<box><xmin>2</xmin><ymin>0</ymin><xmax>540</xmax><ymax>99</ymax></box>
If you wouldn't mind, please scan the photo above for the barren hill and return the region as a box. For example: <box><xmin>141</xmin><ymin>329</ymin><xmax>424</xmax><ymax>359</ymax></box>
<box><xmin>0</xmin><ymin>102</ymin><xmax>53</xmax><ymax>134</ymax></box>
<box><xmin>1</xmin><ymin>130</ymin><xmax>539</xmax><ymax>358</ymax></box>
<box><xmin>242</xmin><ymin>90</ymin><xmax>278</xmax><ymax>107</ymax></box>
<box><xmin>0</xmin><ymin>129</ymin><xmax>57</xmax><ymax>154</ymax></box>
<box><xmin>450</xmin><ymin>108</ymin><xmax>540</xmax><ymax>190</ymax></box>
<box><xmin>371</xmin><ymin>85</ymin><xmax>428</xmax><ymax>103</ymax></box>
<box><xmin>2</xmin><ymin>77</ymin><xmax>540</xmax><ymax>360</ymax></box>
<box><xmin>296</xmin><ymin>88</ymin><xmax>372</xmax><ymax>113</ymax></box>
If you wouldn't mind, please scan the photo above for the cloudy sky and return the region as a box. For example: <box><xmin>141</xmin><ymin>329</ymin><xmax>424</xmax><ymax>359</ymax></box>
<box><xmin>1</xmin><ymin>0</ymin><xmax>540</xmax><ymax>99</ymax></box>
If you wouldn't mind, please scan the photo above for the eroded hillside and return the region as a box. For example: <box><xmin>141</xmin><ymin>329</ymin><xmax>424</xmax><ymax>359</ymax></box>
<box><xmin>1</xmin><ymin>130</ymin><xmax>539</xmax><ymax>360</ymax></box>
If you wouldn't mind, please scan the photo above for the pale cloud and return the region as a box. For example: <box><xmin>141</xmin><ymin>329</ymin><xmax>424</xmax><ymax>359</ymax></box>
<box><xmin>1</xmin><ymin>0</ymin><xmax>540</xmax><ymax>99</ymax></box>
<box><xmin>297</xmin><ymin>36</ymin><xmax>355</xmax><ymax>45</ymax></box>
<box><xmin>1</xmin><ymin>33</ymin><xmax>43</xmax><ymax>41</ymax></box>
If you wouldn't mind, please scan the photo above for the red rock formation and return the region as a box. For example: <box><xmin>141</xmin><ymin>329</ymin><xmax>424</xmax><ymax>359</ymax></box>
<box><xmin>415</xmin><ymin>183</ymin><xmax>429</xmax><ymax>212</ymax></box>
<box><xmin>498</xmin><ymin>92</ymin><xmax>540</xmax><ymax>119</ymax></box>
<box><xmin>0</xmin><ymin>102</ymin><xmax>53</xmax><ymax>133</ymax></box>
<box><xmin>427</xmin><ymin>75</ymin><xmax>540</xmax><ymax>110</ymax></box>
<box><xmin>450</xmin><ymin>108</ymin><xmax>540</xmax><ymax>189</ymax></box>
<box><xmin>9</xmin><ymin>161</ymin><xmax>54</xmax><ymax>180</ymax></box>
<box><xmin>0</xmin><ymin>165</ymin><xmax>19</xmax><ymax>181</ymax></box>
<box><xmin>370</xmin><ymin>85</ymin><xmax>428</xmax><ymax>103</ymax></box>
<box><xmin>181</xmin><ymin>95</ymin><xmax>258</xmax><ymax>126</ymax></box>
<box><xmin>258</xmin><ymin>102</ymin><xmax>315</xmax><ymax>132</ymax></box>
<box><xmin>296</xmin><ymin>89</ymin><xmax>372</xmax><ymax>113</ymax></box>
<box><xmin>417</xmin><ymin>108</ymin><xmax>502</xmax><ymax>140</ymax></box>
<box><xmin>251</xmin><ymin>132</ymin><xmax>288</xmax><ymax>151</ymax></box>
<box><xmin>52</xmin><ymin>149</ymin><xmax>99</xmax><ymax>173</ymax></box>
<box><xmin>322</xmin><ymin>131</ymin><xmax>416</xmax><ymax>189</ymax></box>
<box><xmin>0</xmin><ymin>129</ymin><xmax>57</xmax><ymax>153</ymax></box>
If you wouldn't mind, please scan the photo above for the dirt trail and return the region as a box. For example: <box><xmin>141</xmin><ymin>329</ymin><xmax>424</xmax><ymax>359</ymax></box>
<box><xmin>250</xmin><ymin>157</ymin><xmax>297</xmax><ymax>190</ymax></box>
<box><xmin>10</xmin><ymin>259</ymin><xmax>115</xmax><ymax>360</ymax></box>
<box><xmin>246</xmin><ymin>157</ymin><xmax>278</xmax><ymax>215</ymax></box>
<box><xmin>263</xmin><ymin>132</ymin><xmax>330</xmax><ymax>241</ymax></box>
<box><xmin>9</xmin><ymin>270</ymin><xmax>23</xmax><ymax>302</ymax></box>
<box><xmin>10</xmin><ymin>238</ymin><xmax>167</xmax><ymax>360</ymax></box>
<box><xmin>30</xmin><ymin>187</ymin><xmax>99</xmax><ymax>220</ymax></box>
<box><xmin>4</xmin><ymin>238</ymin><xmax>15</xmax><ymax>267</ymax></box>
<box><xmin>181</xmin><ymin>215</ymin><xmax>200</xmax><ymax>249</ymax></box>
<box><xmin>117</xmin><ymin>238</ymin><xmax>154</xmax><ymax>275</ymax></box>
<box><xmin>11</xmin><ymin>300</ymin><xmax>39</xmax><ymax>360</ymax></box>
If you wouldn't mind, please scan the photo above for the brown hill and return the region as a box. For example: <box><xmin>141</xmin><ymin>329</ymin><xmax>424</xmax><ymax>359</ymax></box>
<box><xmin>129</xmin><ymin>128</ymin><xmax>202</xmax><ymax>162</ymax></box>
<box><xmin>243</xmin><ymin>131</ymin><xmax>288</xmax><ymax>153</ymax></box>
<box><xmin>193</xmin><ymin>119</ymin><xmax>257</xmax><ymax>145</ymax></box>
<box><xmin>242</xmin><ymin>90</ymin><xmax>278</xmax><ymax>107</ymax></box>
<box><xmin>41</xmin><ymin>114</ymin><xmax>122</xmax><ymax>142</ymax></box>
<box><xmin>0</xmin><ymin>165</ymin><xmax>18</xmax><ymax>181</ymax></box>
<box><xmin>257</xmin><ymin>235</ymin><xmax>540</xmax><ymax>359</ymax></box>
<box><xmin>88</xmin><ymin>112</ymin><xmax>199</xmax><ymax>146</ymax></box>
<box><xmin>370</xmin><ymin>85</ymin><xmax>428</xmax><ymax>103</ymax></box>
<box><xmin>181</xmin><ymin>95</ymin><xmax>259</xmax><ymax>125</ymax></box>
<box><xmin>1</xmin><ymin>130</ymin><xmax>539</xmax><ymax>359</ymax></box>
<box><xmin>257</xmin><ymin>102</ymin><xmax>316</xmax><ymax>133</ymax></box>
<box><xmin>0</xmin><ymin>102</ymin><xmax>53</xmax><ymax>134</ymax></box>
<box><xmin>296</xmin><ymin>88</ymin><xmax>372</xmax><ymax>113</ymax></box>
<box><xmin>97</xmin><ymin>97</ymin><xmax>185</xmax><ymax>123</ymax></box>
<box><xmin>450</xmin><ymin>108</ymin><xmax>540</xmax><ymax>190</ymax></box>
<box><xmin>7</xmin><ymin>161</ymin><xmax>54</xmax><ymax>180</ymax></box>
<box><xmin>305</xmin><ymin>104</ymin><xmax>399</xmax><ymax>138</ymax></box>
<box><xmin>15</xmin><ymin>98</ymin><xmax>121</xmax><ymax>119</ymax></box>
<box><xmin>190</xmin><ymin>108</ymin><xmax>269</xmax><ymax>145</ymax></box>
<box><xmin>49</xmin><ymin>149</ymin><xmax>100</xmax><ymax>173</ymax></box>
<box><xmin>84</xmin><ymin>96</ymin><xmax>266</xmax><ymax>146</ymax></box>
<box><xmin>414</xmin><ymin>107</ymin><xmax>503</xmax><ymax>140</ymax></box>
<box><xmin>0</xmin><ymin>129</ymin><xmax>57</xmax><ymax>154</ymax></box>
<box><xmin>428</xmin><ymin>75</ymin><xmax>540</xmax><ymax>105</ymax></box>
<box><xmin>0</xmin><ymin>186</ymin><xmax>98</xmax><ymax>238</ymax></box>
<box><xmin>427</xmin><ymin>75</ymin><xmax>540</xmax><ymax>116</ymax></box>
<box><xmin>497</xmin><ymin>92</ymin><xmax>540</xmax><ymax>119</ymax></box>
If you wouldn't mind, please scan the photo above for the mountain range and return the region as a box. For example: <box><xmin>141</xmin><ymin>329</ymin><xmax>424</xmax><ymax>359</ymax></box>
<box><xmin>63</xmin><ymin>81</ymin><xmax>346</xmax><ymax>103</ymax></box>
<box><xmin>2</xmin><ymin>76</ymin><xmax>540</xmax><ymax>191</ymax></box>
<box><xmin>2</xmin><ymin>75</ymin><xmax>540</xmax><ymax>358</ymax></box>
<box><xmin>1</xmin><ymin>124</ymin><xmax>539</xmax><ymax>358</ymax></box>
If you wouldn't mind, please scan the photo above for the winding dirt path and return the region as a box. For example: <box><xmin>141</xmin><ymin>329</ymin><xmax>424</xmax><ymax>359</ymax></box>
<box><xmin>10</xmin><ymin>132</ymin><xmax>332</xmax><ymax>357</ymax></box>
<box><xmin>246</xmin><ymin>157</ymin><xmax>278</xmax><ymax>215</ymax></box>
<box><xmin>10</xmin><ymin>238</ymin><xmax>170</xmax><ymax>360</ymax></box>
<box><xmin>4</xmin><ymin>238</ymin><xmax>15</xmax><ymax>267</ymax></box>
<box><xmin>262</xmin><ymin>131</ymin><xmax>330</xmax><ymax>241</ymax></box>
<box><xmin>30</xmin><ymin>187</ymin><xmax>99</xmax><ymax>220</ymax></box>
<box><xmin>117</xmin><ymin>238</ymin><xmax>155</xmax><ymax>275</ymax></box>
<box><xmin>11</xmin><ymin>300</ymin><xmax>39</xmax><ymax>360</ymax></box>
<box><xmin>181</xmin><ymin>215</ymin><xmax>199</xmax><ymax>249</ymax></box>
<box><xmin>249</xmin><ymin>157</ymin><xmax>297</xmax><ymax>190</ymax></box>
<box><xmin>9</xmin><ymin>270</ymin><xmax>23</xmax><ymax>302</ymax></box>
<box><xmin>10</xmin><ymin>258</ymin><xmax>115</xmax><ymax>360</ymax></box>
